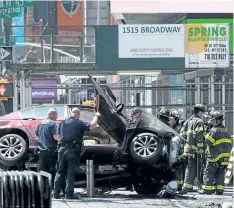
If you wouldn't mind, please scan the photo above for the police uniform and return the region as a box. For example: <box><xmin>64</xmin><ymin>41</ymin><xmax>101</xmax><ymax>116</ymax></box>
<box><xmin>53</xmin><ymin>116</ymin><xmax>90</xmax><ymax>199</ymax></box>
<box><xmin>182</xmin><ymin>105</ymin><xmax>205</xmax><ymax>192</ymax></box>
<box><xmin>199</xmin><ymin>112</ymin><xmax>232</xmax><ymax>195</ymax></box>
<box><xmin>35</xmin><ymin>118</ymin><xmax>58</xmax><ymax>174</ymax></box>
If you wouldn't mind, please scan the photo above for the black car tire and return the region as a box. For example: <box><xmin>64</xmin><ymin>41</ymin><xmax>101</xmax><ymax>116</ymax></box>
<box><xmin>129</xmin><ymin>132</ymin><xmax>162</xmax><ymax>165</ymax></box>
<box><xmin>0</xmin><ymin>134</ymin><xmax>27</xmax><ymax>167</ymax></box>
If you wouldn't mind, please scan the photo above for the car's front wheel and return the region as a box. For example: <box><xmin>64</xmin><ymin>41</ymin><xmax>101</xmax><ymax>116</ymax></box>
<box><xmin>0</xmin><ymin>134</ymin><xmax>27</xmax><ymax>167</ymax></box>
<box><xmin>129</xmin><ymin>132</ymin><xmax>162</xmax><ymax>165</ymax></box>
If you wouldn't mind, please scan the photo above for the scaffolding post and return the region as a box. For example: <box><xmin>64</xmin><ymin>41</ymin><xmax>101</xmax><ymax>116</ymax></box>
<box><xmin>195</xmin><ymin>77</ymin><xmax>200</xmax><ymax>104</ymax></box>
<box><xmin>86</xmin><ymin>160</ymin><xmax>95</xmax><ymax>197</ymax></box>
<box><xmin>210</xmin><ymin>75</ymin><xmax>215</xmax><ymax>111</ymax></box>
<box><xmin>222</xmin><ymin>75</ymin><xmax>226</xmax><ymax>126</ymax></box>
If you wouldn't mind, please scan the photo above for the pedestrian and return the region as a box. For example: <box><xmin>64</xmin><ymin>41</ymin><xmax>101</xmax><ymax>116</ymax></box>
<box><xmin>35</xmin><ymin>108</ymin><xmax>60</xmax><ymax>181</ymax></box>
<box><xmin>198</xmin><ymin>111</ymin><xmax>232</xmax><ymax>195</ymax></box>
<box><xmin>181</xmin><ymin>104</ymin><xmax>206</xmax><ymax>193</ymax></box>
<box><xmin>53</xmin><ymin>107</ymin><xmax>100</xmax><ymax>199</ymax></box>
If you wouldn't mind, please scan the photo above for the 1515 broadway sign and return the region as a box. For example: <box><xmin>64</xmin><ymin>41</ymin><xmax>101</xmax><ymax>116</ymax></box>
<box><xmin>185</xmin><ymin>24</ymin><xmax>230</xmax><ymax>68</ymax></box>
<box><xmin>118</xmin><ymin>25</ymin><xmax>185</xmax><ymax>58</ymax></box>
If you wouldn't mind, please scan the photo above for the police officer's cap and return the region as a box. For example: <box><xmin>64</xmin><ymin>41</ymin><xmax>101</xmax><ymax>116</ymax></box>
<box><xmin>210</xmin><ymin>111</ymin><xmax>224</xmax><ymax>120</ymax></box>
<box><xmin>194</xmin><ymin>104</ymin><xmax>206</xmax><ymax>112</ymax></box>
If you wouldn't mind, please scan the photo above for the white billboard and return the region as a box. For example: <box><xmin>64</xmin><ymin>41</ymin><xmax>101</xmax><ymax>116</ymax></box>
<box><xmin>118</xmin><ymin>24</ymin><xmax>184</xmax><ymax>58</ymax></box>
<box><xmin>110</xmin><ymin>0</ymin><xmax>233</xmax><ymax>13</ymax></box>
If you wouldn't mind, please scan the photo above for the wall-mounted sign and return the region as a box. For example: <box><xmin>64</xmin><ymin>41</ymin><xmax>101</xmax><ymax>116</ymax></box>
<box><xmin>185</xmin><ymin>24</ymin><xmax>230</xmax><ymax>68</ymax></box>
<box><xmin>118</xmin><ymin>24</ymin><xmax>185</xmax><ymax>58</ymax></box>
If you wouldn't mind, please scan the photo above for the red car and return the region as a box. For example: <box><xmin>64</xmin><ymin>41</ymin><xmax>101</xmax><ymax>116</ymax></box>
<box><xmin>0</xmin><ymin>104</ymin><xmax>114</xmax><ymax>167</ymax></box>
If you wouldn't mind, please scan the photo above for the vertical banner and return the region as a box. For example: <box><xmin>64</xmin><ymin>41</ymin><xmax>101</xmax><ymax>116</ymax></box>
<box><xmin>57</xmin><ymin>0</ymin><xmax>83</xmax><ymax>45</ymax></box>
<box><xmin>185</xmin><ymin>24</ymin><xmax>230</xmax><ymax>68</ymax></box>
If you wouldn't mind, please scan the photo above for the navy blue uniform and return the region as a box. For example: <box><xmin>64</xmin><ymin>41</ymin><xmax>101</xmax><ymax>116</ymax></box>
<box><xmin>54</xmin><ymin>116</ymin><xmax>90</xmax><ymax>198</ymax></box>
<box><xmin>35</xmin><ymin>118</ymin><xmax>58</xmax><ymax>173</ymax></box>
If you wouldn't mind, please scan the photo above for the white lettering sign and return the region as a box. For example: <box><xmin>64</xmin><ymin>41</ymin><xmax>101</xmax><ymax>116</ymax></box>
<box><xmin>32</xmin><ymin>91</ymin><xmax>55</xmax><ymax>97</ymax></box>
<box><xmin>118</xmin><ymin>24</ymin><xmax>185</xmax><ymax>58</ymax></box>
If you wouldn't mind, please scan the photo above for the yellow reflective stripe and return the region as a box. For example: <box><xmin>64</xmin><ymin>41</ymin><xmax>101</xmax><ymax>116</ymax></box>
<box><xmin>176</xmin><ymin>180</ymin><xmax>183</xmax><ymax>185</ymax></box>
<box><xmin>202</xmin><ymin>185</ymin><xmax>215</xmax><ymax>190</ymax></box>
<box><xmin>216</xmin><ymin>185</ymin><xmax>224</xmax><ymax>190</ymax></box>
<box><xmin>183</xmin><ymin>183</ymin><xmax>193</xmax><ymax>189</ymax></box>
<box><xmin>195</xmin><ymin>127</ymin><xmax>203</xmax><ymax>132</ymax></box>
<box><xmin>213</xmin><ymin>138</ymin><xmax>232</xmax><ymax>146</ymax></box>
<box><xmin>208</xmin><ymin>153</ymin><xmax>231</xmax><ymax>162</ymax></box>
<box><xmin>197</xmin><ymin>143</ymin><xmax>204</xmax><ymax>148</ymax></box>
<box><xmin>205</xmin><ymin>135</ymin><xmax>215</xmax><ymax>144</ymax></box>
<box><xmin>221</xmin><ymin>162</ymin><xmax>229</xmax><ymax>166</ymax></box>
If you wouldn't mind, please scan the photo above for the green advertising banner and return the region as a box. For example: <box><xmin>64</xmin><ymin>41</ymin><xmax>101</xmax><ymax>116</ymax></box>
<box><xmin>180</xmin><ymin>18</ymin><xmax>233</xmax><ymax>54</ymax></box>
<box><xmin>185</xmin><ymin>24</ymin><xmax>229</xmax><ymax>68</ymax></box>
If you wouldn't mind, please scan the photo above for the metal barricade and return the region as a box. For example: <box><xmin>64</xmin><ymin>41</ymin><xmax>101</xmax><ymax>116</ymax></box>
<box><xmin>0</xmin><ymin>170</ymin><xmax>52</xmax><ymax>208</ymax></box>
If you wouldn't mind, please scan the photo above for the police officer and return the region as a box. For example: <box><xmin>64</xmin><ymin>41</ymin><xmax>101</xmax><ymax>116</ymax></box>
<box><xmin>181</xmin><ymin>104</ymin><xmax>205</xmax><ymax>193</ymax></box>
<box><xmin>53</xmin><ymin>108</ymin><xmax>100</xmax><ymax>199</ymax></box>
<box><xmin>157</xmin><ymin>107</ymin><xmax>171</xmax><ymax>126</ymax></box>
<box><xmin>170</xmin><ymin>109</ymin><xmax>184</xmax><ymax>191</ymax></box>
<box><xmin>35</xmin><ymin>108</ymin><xmax>59</xmax><ymax>175</ymax></box>
<box><xmin>198</xmin><ymin>111</ymin><xmax>232</xmax><ymax>195</ymax></box>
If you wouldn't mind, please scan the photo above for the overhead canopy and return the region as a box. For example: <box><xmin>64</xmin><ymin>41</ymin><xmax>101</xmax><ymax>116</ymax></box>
<box><xmin>122</xmin><ymin>13</ymin><xmax>185</xmax><ymax>24</ymax></box>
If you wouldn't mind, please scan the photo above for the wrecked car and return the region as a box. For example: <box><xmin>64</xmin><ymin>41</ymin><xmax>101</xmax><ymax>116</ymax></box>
<box><xmin>75</xmin><ymin>74</ymin><xmax>183</xmax><ymax>196</ymax></box>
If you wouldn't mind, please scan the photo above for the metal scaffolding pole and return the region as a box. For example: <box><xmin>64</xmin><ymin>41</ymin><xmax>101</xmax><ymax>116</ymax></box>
<box><xmin>195</xmin><ymin>77</ymin><xmax>200</xmax><ymax>104</ymax></box>
<box><xmin>68</xmin><ymin>89</ymin><xmax>73</xmax><ymax>104</ymax></box>
<box><xmin>28</xmin><ymin>84</ymin><xmax>32</xmax><ymax>107</ymax></box>
<box><xmin>20</xmin><ymin>71</ymin><xmax>26</xmax><ymax>109</ymax></box>
<box><xmin>13</xmin><ymin>75</ymin><xmax>18</xmax><ymax>112</ymax></box>
<box><xmin>222</xmin><ymin>75</ymin><xmax>226</xmax><ymax>126</ymax></box>
<box><xmin>210</xmin><ymin>75</ymin><xmax>215</xmax><ymax>111</ymax></box>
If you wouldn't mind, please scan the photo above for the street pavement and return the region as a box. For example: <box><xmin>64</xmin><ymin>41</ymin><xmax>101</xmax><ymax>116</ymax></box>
<box><xmin>52</xmin><ymin>187</ymin><xmax>234</xmax><ymax>208</ymax></box>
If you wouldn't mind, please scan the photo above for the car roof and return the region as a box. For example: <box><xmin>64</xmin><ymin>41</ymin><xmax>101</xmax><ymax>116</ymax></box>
<box><xmin>21</xmin><ymin>104</ymin><xmax>93</xmax><ymax>111</ymax></box>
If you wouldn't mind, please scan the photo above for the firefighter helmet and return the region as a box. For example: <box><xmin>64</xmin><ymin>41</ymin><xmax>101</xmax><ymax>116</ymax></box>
<box><xmin>210</xmin><ymin>111</ymin><xmax>224</xmax><ymax>120</ymax></box>
<box><xmin>194</xmin><ymin>104</ymin><xmax>206</xmax><ymax>112</ymax></box>
<box><xmin>158</xmin><ymin>108</ymin><xmax>170</xmax><ymax>121</ymax></box>
<box><xmin>170</xmin><ymin>109</ymin><xmax>180</xmax><ymax>121</ymax></box>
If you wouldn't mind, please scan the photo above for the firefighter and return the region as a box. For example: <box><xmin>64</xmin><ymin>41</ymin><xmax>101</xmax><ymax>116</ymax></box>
<box><xmin>181</xmin><ymin>104</ymin><xmax>206</xmax><ymax>193</ymax></box>
<box><xmin>157</xmin><ymin>107</ymin><xmax>171</xmax><ymax>126</ymax></box>
<box><xmin>198</xmin><ymin>111</ymin><xmax>232</xmax><ymax>195</ymax></box>
<box><xmin>169</xmin><ymin>109</ymin><xmax>184</xmax><ymax>191</ymax></box>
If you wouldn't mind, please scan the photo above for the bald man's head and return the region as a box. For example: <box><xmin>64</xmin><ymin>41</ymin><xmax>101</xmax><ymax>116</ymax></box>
<box><xmin>71</xmin><ymin>107</ymin><xmax>80</xmax><ymax>119</ymax></box>
<box><xmin>47</xmin><ymin>108</ymin><xmax>58</xmax><ymax>120</ymax></box>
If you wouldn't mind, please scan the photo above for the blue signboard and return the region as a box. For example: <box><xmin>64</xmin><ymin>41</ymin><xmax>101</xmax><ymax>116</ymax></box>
<box><xmin>12</xmin><ymin>8</ymin><xmax>24</xmax><ymax>45</ymax></box>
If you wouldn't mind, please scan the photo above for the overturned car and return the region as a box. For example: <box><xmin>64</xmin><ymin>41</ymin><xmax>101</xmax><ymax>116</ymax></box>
<box><xmin>76</xmin><ymin>75</ymin><xmax>183</xmax><ymax>196</ymax></box>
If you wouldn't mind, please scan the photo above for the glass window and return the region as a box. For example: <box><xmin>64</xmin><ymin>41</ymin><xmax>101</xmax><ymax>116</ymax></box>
<box><xmin>20</xmin><ymin>108</ymin><xmax>34</xmax><ymax>118</ymax></box>
<box><xmin>68</xmin><ymin>106</ymin><xmax>93</xmax><ymax>122</ymax></box>
<box><xmin>34</xmin><ymin>106</ymin><xmax>65</xmax><ymax>117</ymax></box>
